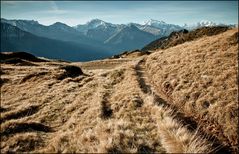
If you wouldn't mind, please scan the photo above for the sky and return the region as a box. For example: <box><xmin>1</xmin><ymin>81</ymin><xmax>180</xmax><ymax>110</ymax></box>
<box><xmin>1</xmin><ymin>1</ymin><xmax>238</xmax><ymax>26</ymax></box>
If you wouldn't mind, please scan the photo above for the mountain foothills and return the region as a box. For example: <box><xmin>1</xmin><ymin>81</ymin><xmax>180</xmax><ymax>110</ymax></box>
<box><xmin>1</xmin><ymin>18</ymin><xmax>234</xmax><ymax>61</ymax></box>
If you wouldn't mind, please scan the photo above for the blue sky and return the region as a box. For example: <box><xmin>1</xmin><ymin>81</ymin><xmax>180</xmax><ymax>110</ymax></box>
<box><xmin>1</xmin><ymin>1</ymin><xmax>238</xmax><ymax>26</ymax></box>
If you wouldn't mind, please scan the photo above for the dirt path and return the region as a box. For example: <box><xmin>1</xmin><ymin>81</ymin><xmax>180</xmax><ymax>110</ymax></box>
<box><xmin>135</xmin><ymin>58</ymin><xmax>199</xmax><ymax>130</ymax></box>
<box><xmin>0</xmin><ymin>56</ymin><xmax>232</xmax><ymax>153</ymax></box>
<box><xmin>134</xmin><ymin>58</ymin><xmax>231</xmax><ymax>153</ymax></box>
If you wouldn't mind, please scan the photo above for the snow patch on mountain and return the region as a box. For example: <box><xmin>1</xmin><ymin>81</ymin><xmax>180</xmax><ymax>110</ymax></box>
<box><xmin>144</xmin><ymin>19</ymin><xmax>167</xmax><ymax>28</ymax></box>
<box><xmin>182</xmin><ymin>20</ymin><xmax>234</xmax><ymax>30</ymax></box>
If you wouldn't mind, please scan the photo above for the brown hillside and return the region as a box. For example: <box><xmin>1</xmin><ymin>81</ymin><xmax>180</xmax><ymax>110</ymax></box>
<box><xmin>145</xmin><ymin>28</ymin><xmax>238</xmax><ymax>152</ymax></box>
<box><xmin>142</xmin><ymin>26</ymin><xmax>230</xmax><ymax>51</ymax></box>
<box><xmin>0</xmin><ymin>28</ymin><xmax>238</xmax><ymax>153</ymax></box>
<box><xmin>0</xmin><ymin>52</ymin><xmax>48</xmax><ymax>62</ymax></box>
<box><xmin>0</xmin><ymin>58</ymin><xmax>214</xmax><ymax>153</ymax></box>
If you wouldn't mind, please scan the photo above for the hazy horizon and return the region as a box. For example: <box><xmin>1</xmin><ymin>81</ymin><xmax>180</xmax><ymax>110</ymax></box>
<box><xmin>1</xmin><ymin>1</ymin><xmax>238</xmax><ymax>26</ymax></box>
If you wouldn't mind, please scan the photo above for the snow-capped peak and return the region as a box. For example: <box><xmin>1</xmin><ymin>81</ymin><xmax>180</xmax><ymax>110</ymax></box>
<box><xmin>17</xmin><ymin>19</ymin><xmax>39</xmax><ymax>25</ymax></box>
<box><xmin>1</xmin><ymin>18</ymin><xmax>39</xmax><ymax>26</ymax></box>
<box><xmin>197</xmin><ymin>20</ymin><xmax>217</xmax><ymax>27</ymax></box>
<box><xmin>86</xmin><ymin>19</ymin><xmax>108</xmax><ymax>28</ymax></box>
<box><xmin>183</xmin><ymin>20</ymin><xmax>219</xmax><ymax>30</ymax></box>
<box><xmin>144</xmin><ymin>19</ymin><xmax>167</xmax><ymax>27</ymax></box>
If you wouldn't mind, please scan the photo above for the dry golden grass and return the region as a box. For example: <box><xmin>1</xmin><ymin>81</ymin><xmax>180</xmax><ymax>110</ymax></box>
<box><xmin>145</xmin><ymin>28</ymin><xmax>238</xmax><ymax>152</ymax></box>
<box><xmin>1</xmin><ymin>28</ymin><xmax>237</xmax><ymax>153</ymax></box>
<box><xmin>149</xmin><ymin>103</ymin><xmax>213</xmax><ymax>153</ymax></box>
<box><xmin>1</xmin><ymin>56</ymin><xmax>213</xmax><ymax>153</ymax></box>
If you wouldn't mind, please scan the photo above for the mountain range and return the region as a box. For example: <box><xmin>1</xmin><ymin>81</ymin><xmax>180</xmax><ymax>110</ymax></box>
<box><xmin>1</xmin><ymin>22</ymin><xmax>111</xmax><ymax>61</ymax></box>
<box><xmin>1</xmin><ymin>18</ymin><xmax>234</xmax><ymax>61</ymax></box>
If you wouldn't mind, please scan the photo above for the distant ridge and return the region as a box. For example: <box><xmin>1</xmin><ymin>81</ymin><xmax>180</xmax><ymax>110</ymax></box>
<box><xmin>1</xmin><ymin>22</ymin><xmax>111</xmax><ymax>62</ymax></box>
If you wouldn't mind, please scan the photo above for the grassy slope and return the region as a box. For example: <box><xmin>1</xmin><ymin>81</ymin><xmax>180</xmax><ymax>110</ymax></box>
<box><xmin>0</xmin><ymin>28</ymin><xmax>238</xmax><ymax>153</ymax></box>
<box><xmin>1</xmin><ymin>59</ymin><xmax>212</xmax><ymax>153</ymax></box>
<box><xmin>145</xmin><ymin>28</ymin><xmax>238</xmax><ymax>152</ymax></box>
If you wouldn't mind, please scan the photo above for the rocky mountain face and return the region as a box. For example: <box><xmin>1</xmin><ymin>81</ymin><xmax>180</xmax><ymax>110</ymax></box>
<box><xmin>104</xmin><ymin>24</ymin><xmax>157</xmax><ymax>52</ymax></box>
<box><xmin>75</xmin><ymin>19</ymin><xmax>184</xmax><ymax>43</ymax></box>
<box><xmin>142</xmin><ymin>19</ymin><xmax>183</xmax><ymax>36</ymax></box>
<box><xmin>75</xmin><ymin>19</ymin><xmax>122</xmax><ymax>42</ymax></box>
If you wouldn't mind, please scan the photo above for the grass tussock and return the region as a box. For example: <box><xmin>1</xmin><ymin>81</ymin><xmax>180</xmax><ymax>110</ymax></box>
<box><xmin>0</xmin><ymin>105</ymin><xmax>40</xmax><ymax>124</ymax></box>
<box><xmin>21</xmin><ymin>72</ymin><xmax>48</xmax><ymax>83</ymax></box>
<box><xmin>156</xmin><ymin>108</ymin><xmax>212</xmax><ymax>153</ymax></box>
<box><xmin>142</xmin><ymin>95</ymin><xmax>213</xmax><ymax>153</ymax></box>
<box><xmin>1</xmin><ymin>121</ymin><xmax>52</xmax><ymax>136</ymax></box>
<box><xmin>1</xmin><ymin>133</ymin><xmax>44</xmax><ymax>152</ymax></box>
<box><xmin>57</xmin><ymin>65</ymin><xmax>84</xmax><ymax>80</ymax></box>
